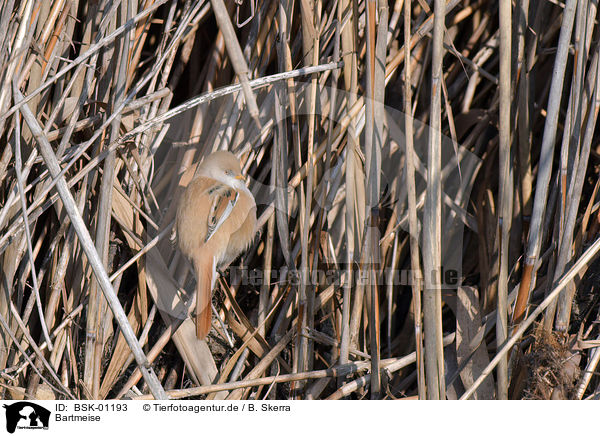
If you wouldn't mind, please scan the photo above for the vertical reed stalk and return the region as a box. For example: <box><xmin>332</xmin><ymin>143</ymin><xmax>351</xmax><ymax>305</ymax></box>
<box><xmin>423</xmin><ymin>0</ymin><xmax>446</xmax><ymax>400</ymax></box>
<box><xmin>497</xmin><ymin>0</ymin><xmax>512</xmax><ymax>400</ymax></box>
<box><xmin>403</xmin><ymin>0</ymin><xmax>426</xmax><ymax>400</ymax></box>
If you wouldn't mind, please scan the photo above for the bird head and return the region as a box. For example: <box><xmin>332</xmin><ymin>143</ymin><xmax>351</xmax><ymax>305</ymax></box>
<box><xmin>197</xmin><ymin>150</ymin><xmax>246</xmax><ymax>187</ymax></box>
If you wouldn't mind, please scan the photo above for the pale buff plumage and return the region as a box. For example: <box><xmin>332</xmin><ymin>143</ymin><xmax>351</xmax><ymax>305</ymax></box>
<box><xmin>176</xmin><ymin>151</ymin><xmax>256</xmax><ymax>339</ymax></box>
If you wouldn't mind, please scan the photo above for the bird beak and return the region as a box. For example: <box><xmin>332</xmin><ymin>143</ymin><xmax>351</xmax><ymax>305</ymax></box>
<box><xmin>235</xmin><ymin>174</ymin><xmax>246</xmax><ymax>181</ymax></box>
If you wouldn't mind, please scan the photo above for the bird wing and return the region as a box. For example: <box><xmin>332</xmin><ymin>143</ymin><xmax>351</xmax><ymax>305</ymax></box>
<box><xmin>204</xmin><ymin>183</ymin><xmax>239</xmax><ymax>243</ymax></box>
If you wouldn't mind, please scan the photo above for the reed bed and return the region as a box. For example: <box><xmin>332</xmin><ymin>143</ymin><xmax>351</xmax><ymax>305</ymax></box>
<box><xmin>1</xmin><ymin>0</ymin><xmax>600</xmax><ymax>400</ymax></box>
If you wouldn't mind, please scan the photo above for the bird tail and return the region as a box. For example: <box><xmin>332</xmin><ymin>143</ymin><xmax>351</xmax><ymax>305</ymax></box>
<box><xmin>194</xmin><ymin>257</ymin><xmax>215</xmax><ymax>340</ymax></box>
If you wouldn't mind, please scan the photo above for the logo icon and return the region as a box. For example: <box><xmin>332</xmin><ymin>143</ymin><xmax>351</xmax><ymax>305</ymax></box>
<box><xmin>3</xmin><ymin>402</ymin><xmax>50</xmax><ymax>433</ymax></box>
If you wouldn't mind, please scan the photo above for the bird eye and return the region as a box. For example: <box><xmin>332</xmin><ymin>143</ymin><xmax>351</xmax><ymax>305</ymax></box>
<box><xmin>225</xmin><ymin>170</ymin><xmax>233</xmax><ymax>176</ymax></box>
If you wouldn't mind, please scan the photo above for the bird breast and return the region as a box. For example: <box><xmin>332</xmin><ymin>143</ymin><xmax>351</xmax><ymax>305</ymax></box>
<box><xmin>176</xmin><ymin>176</ymin><xmax>256</xmax><ymax>268</ymax></box>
